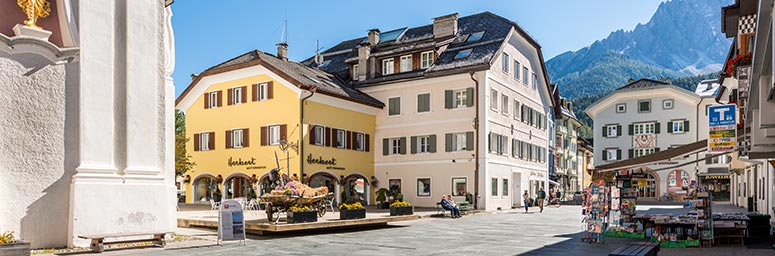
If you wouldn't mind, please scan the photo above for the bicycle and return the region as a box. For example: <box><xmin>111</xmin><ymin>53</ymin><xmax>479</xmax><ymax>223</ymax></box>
<box><xmin>548</xmin><ymin>197</ymin><xmax>561</xmax><ymax>208</ymax></box>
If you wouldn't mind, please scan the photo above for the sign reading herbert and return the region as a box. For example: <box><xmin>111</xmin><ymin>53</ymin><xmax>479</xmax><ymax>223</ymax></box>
<box><xmin>218</xmin><ymin>200</ymin><xmax>245</xmax><ymax>243</ymax></box>
<box><xmin>708</xmin><ymin>104</ymin><xmax>737</xmax><ymax>152</ymax></box>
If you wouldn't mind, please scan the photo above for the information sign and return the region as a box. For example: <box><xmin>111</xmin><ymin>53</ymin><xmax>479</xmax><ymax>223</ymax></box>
<box><xmin>708</xmin><ymin>104</ymin><xmax>737</xmax><ymax>152</ymax></box>
<box><xmin>218</xmin><ymin>200</ymin><xmax>246</xmax><ymax>245</ymax></box>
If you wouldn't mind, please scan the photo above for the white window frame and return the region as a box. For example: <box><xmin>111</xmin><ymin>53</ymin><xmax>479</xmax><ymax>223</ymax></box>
<box><xmin>491</xmin><ymin>177</ymin><xmax>499</xmax><ymax>197</ymax></box>
<box><xmin>502</xmin><ymin>53</ymin><xmax>509</xmax><ymax>73</ymax></box>
<box><xmin>388</xmin><ymin>97</ymin><xmax>401</xmax><ymax>116</ymax></box>
<box><xmin>606</xmin><ymin>125</ymin><xmax>618</xmax><ymax>137</ymax></box>
<box><xmin>269</xmin><ymin>125</ymin><xmax>281</xmax><ymax>145</ymax></box>
<box><xmin>420</xmin><ymin>51</ymin><xmax>434</xmax><ymax>69</ymax></box>
<box><xmin>501</xmin><ymin>94</ymin><xmax>509</xmax><ymax>115</ymax></box>
<box><xmin>514</xmin><ymin>60</ymin><xmax>520</xmax><ymax>80</ymax></box>
<box><xmin>606</xmin><ymin>149</ymin><xmax>617</xmax><ymax>161</ymax></box>
<box><xmin>513</xmin><ymin>100</ymin><xmax>520</xmax><ymax>120</ymax></box>
<box><xmin>382</xmin><ymin>58</ymin><xmax>395</xmax><ymax>75</ymax></box>
<box><xmin>490</xmin><ymin>89</ymin><xmax>498</xmax><ymax>111</ymax></box>
<box><xmin>451</xmin><ymin>177</ymin><xmax>467</xmax><ymax>197</ymax></box>
<box><xmin>417</xmin><ymin>178</ymin><xmax>431</xmax><ymax>197</ymax></box>
<box><xmin>353</xmin><ymin>64</ymin><xmax>360</xmax><ymax>79</ymax></box>
<box><xmin>672</xmin><ymin>120</ymin><xmax>686</xmax><ymax>133</ymax></box>
<box><xmin>522</xmin><ymin>67</ymin><xmax>529</xmax><ymax>85</ymax></box>
<box><xmin>390</xmin><ymin>138</ymin><xmax>401</xmax><ymax>155</ymax></box>
<box><xmin>314</xmin><ymin>126</ymin><xmax>325</xmax><ymax>146</ymax></box>
<box><xmin>532</xmin><ymin>73</ymin><xmax>538</xmax><ymax>91</ymax></box>
<box><xmin>418</xmin><ymin>135</ymin><xmax>430</xmax><ymax>153</ymax></box>
<box><xmin>663</xmin><ymin>99</ymin><xmax>674</xmax><ymax>110</ymax></box>
<box><xmin>232</xmin><ymin>87</ymin><xmax>243</xmax><ymax>105</ymax></box>
<box><xmin>336</xmin><ymin>129</ymin><xmax>346</xmax><ymax>149</ymax></box>
<box><xmin>258</xmin><ymin>83</ymin><xmax>269</xmax><ymax>101</ymax></box>
<box><xmin>208</xmin><ymin>91</ymin><xmax>218</xmax><ymax>108</ymax></box>
<box><xmin>454</xmin><ymin>89</ymin><xmax>467</xmax><ymax>108</ymax></box>
<box><xmin>232</xmin><ymin>129</ymin><xmax>244</xmax><ymax>148</ymax></box>
<box><xmin>633</xmin><ymin>122</ymin><xmax>655</xmax><ymax>135</ymax></box>
<box><xmin>616</xmin><ymin>103</ymin><xmax>626</xmax><ymax>113</ymax></box>
<box><xmin>356</xmin><ymin>132</ymin><xmax>365</xmax><ymax>151</ymax></box>
<box><xmin>399</xmin><ymin>55</ymin><xmax>412</xmax><ymax>72</ymax></box>
<box><xmin>200</xmin><ymin>132</ymin><xmax>210</xmax><ymax>151</ymax></box>
<box><xmin>453</xmin><ymin>133</ymin><xmax>467</xmax><ymax>151</ymax></box>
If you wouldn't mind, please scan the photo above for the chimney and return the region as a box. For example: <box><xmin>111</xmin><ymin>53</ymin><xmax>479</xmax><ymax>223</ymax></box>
<box><xmin>664</xmin><ymin>78</ymin><xmax>672</xmax><ymax>84</ymax></box>
<box><xmin>627</xmin><ymin>78</ymin><xmax>635</xmax><ymax>83</ymax></box>
<box><xmin>368</xmin><ymin>29</ymin><xmax>380</xmax><ymax>45</ymax></box>
<box><xmin>433</xmin><ymin>13</ymin><xmax>459</xmax><ymax>38</ymax></box>
<box><xmin>357</xmin><ymin>42</ymin><xmax>370</xmax><ymax>81</ymax></box>
<box><xmin>568</xmin><ymin>102</ymin><xmax>573</xmax><ymax>112</ymax></box>
<box><xmin>277</xmin><ymin>42</ymin><xmax>288</xmax><ymax>61</ymax></box>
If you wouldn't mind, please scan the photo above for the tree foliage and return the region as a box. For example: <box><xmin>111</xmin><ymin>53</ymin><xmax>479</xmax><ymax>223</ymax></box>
<box><xmin>175</xmin><ymin>110</ymin><xmax>195</xmax><ymax>177</ymax></box>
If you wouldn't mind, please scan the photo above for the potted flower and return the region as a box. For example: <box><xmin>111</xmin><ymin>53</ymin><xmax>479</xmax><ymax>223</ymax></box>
<box><xmin>0</xmin><ymin>231</ymin><xmax>29</xmax><ymax>256</ymax></box>
<box><xmin>726</xmin><ymin>52</ymin><xmax>753</xmax><ymax>77</ymax></box>
<box><xmin>389</xmin><ymin>201</ymin><xmax>413</xmax><ymax>216</ymax></box>
<box><xmin>287</xmin><ymin>205</ymin><xmax>317</xmax><ymax>223</ymax></box>
<box><xmin>376</xmin><ymin>188</ymin><xmax>390</xmax><ymax>209</ymax></box>
<box><xmin>338</xmin><ymin>200</ymin><xmax>366</xmax><ymax>220</ymax></box>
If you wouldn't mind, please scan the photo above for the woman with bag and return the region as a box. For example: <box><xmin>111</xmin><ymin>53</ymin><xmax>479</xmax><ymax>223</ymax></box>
<box><xmin>522</xmin><ymin>190</ymin><xmax>530</xmax><ymax>213</ymax></box>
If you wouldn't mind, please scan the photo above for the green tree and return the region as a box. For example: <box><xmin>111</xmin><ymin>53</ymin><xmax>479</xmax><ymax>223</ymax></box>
<box><xmin>175</xmin><ymin>110</ymin><xmax>195</xmax><ymax>177</ymax></box>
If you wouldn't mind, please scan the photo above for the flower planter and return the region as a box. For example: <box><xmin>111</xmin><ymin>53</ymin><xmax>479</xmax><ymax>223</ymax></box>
<box><xmin>0</xmin><ymin>242</ymin><xmax>30</xmax><ymax>256</ymax></box>
<box><xmin>390</xmin><ymin>206</ymin><xmax>413</xmax><ymax>216</ymax></box>
<box><xmin>287</xmin><ymin>211</ymin><xmax>318</xmax><ymax>223</ymax></box>
<box><xmin>339</xmin><ymin>208</ymin><xmax>366</xmax><ymax>220</ymax></box>
<box><xmin>378</xmin><ymin>202</ymin><xmax>390</xmax><ymax>209</ymax></box>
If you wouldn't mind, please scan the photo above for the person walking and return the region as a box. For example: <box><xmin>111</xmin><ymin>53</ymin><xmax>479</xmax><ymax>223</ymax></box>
<box><xmin>522</xmin><ymin>190</ymin><xmax>530</xmax><ymax>213</ymax></box>
<box><xmin>537</xmin><ymin>187</ymin><xmax>546</xmax><ymax>213</ymax></box>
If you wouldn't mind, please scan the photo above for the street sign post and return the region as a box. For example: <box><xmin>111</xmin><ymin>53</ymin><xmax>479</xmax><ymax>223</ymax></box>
<box><xmin>217</xmin><ymin>200</ymin><xmax>246</xmax><ymax>245</ymax></box>
<box><xmin>708</xmin><ymin>104</ymin><xmax>737</xmax><ymax>152</ymax></box>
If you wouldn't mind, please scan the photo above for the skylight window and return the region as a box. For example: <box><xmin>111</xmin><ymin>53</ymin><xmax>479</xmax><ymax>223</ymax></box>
<box><xmin>455</xmin><ymin>49</ymin><xmax>472</xmax><ymax>59</ymax></box>
<box><xmin>379</xmin><ymin>27</ymin><xmax>407</xmax><ymax>42</ymax></box>
<box><xmin>320</xmin><ymin>60</ymin><xmax>331</xmax><ymax>67</ymax></box>
<box><xmin>452</xmin><ymin>34</ymin><xmax>469</xmax><ymax>43</ymax></box>
<box><xmin>467</xmin><ymin>31</ymin><xmax>485</xmax><ymax>41</ymax></box>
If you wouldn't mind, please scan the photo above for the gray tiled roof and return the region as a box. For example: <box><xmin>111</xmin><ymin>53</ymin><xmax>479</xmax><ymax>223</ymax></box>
<box><xmin>302</xmin><ymin>11</ymin><xmax>525</xmax><ymax>83</ymax></box>
<box><xmin>204</xmin><ymin>50</ymin><xmax>383</xmax><ymax>107</ymax></box>
<box><xmin>614</xmin><ymin>78</ymin><xmax>673</xmax><ymax>92</ymax></box>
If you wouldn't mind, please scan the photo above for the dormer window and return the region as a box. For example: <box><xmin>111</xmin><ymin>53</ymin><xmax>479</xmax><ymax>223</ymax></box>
<box><xmin>400</xmin><ymin>55</ymin><xmax>412</xmax><ymax>72</ymax></box>
<box><xmin>455</xmin><ymin>49</ymin><xmax>472</xmax><ymax>59</ymax></box>
<box><xmin>420</xmin><ymin>51</ymin><xmax>434</xmax><ymax>69</ymax></box>
<box><xmin>467</xmin><ymin>31</ymin><xmax>484</xmax><ymax>41</ymax></box>
<box><xmin>382</xmin><ymin>58</ymin><xmax>395</xmax><ymax>75</ymax></box>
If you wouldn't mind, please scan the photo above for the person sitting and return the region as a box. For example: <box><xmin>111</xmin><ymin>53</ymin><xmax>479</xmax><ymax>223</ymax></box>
<box><xmin>440</xmin><ymin>195</ymin><xmax>461</xmax><ymax>218</ymax></box>
<box><xmin>446</xmin><ymin>195</ymin><xmax>463</xmax><ymax>217</ymax></box>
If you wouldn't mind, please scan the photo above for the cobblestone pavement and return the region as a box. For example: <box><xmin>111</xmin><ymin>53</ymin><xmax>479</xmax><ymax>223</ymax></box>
<box><xmin>56</xmin><ymin>203</ymin><xmax>773</xmax><ymax>256</ymax></box>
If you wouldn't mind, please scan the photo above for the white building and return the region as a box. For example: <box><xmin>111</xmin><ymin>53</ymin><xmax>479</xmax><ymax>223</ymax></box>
<box><xmin>305</xmin><ymin>12</ymin><xmax>555</xmax><ymax>210</ymax></box>
<box><xmin>0</xmin><ymin>0</ymin><xmax>177</xmax><ymax>248</ymax></box>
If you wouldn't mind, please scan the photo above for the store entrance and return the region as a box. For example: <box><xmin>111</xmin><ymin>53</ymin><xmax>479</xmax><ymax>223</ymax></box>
<box><xmin>224</xmin><ymin>175</ymin><xmax>250</xmax><ymax>199</ymax></box>
<box><xmin>700</xmin><ymin>175</ymin><xmax>730</xmax><ymax>201</ymax></box>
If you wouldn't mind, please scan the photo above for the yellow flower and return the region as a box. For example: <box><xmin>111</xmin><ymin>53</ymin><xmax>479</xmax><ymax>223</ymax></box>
<box><xmin>390</xmin><ymin>201</ymin><xmax>412</xmax><ymax>208</ymax></box>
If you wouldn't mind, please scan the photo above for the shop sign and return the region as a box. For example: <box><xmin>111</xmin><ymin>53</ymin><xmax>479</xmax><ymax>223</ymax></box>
<box><xmin>708</xmin><ymin>104</ymin><xmax>737</xmax><ymax>152</ymax></box>
<box><xmin>228</xmin><ymin>157</ymin><xmax>256</xmax><ymax>167</ymax></box>
<box><xmin>307</xmin><ymin>154</ymin><xmax>337</xmax><ymax>165</ymax></box>
<box><xmin>218</xmin><ymin>200</ymin><xmax>245</xmax><ymax>244</ymax></box>
<box><xmin>704</xmin><ymin>175</ymin><xmax>730</xmax><ymax>180</ymax></box>
<box><xmin>637</xmin><ymin>180</ymin><xmax>647</xmax><ymax>187</ymax></box>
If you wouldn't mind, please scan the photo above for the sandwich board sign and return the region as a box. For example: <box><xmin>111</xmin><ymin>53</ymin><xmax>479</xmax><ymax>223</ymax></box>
<box><xmin>218</xmin><ymin>200</ymin><xmax>246</xmax><ymax>245</ymax></box>
<box><xmin>708</xmin><ymin>104</ymin><xmax>737</xmax><ymax>152</ymax></box>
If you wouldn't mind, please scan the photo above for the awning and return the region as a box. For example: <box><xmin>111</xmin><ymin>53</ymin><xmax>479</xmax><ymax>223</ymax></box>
<box><xmin>595</xmin><ymin>140</ymin><xmax>708</xmax><ymax>172</ymax></box>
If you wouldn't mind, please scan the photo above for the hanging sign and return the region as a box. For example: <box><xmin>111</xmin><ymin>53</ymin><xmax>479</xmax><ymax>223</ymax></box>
<box><xmin>218</xmin><ymin>200</ymin><xmax>246</xmax><ymax>245</ymax></box>
<box><xmin>638</xmin><ymin>180</ymin><xmax>648</xmax><ymax>187</ymax></box>
<box><xmin>708</xmin><ymin>104</ymin><xmax>737</xmax><ymax>152</ymax></box>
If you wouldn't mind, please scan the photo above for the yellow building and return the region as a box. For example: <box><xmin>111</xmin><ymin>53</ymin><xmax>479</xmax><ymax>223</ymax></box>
<box><xmin>175</xmin><ymin>46</ymin><xmax>383</xmax><ymax>205</ymax></box>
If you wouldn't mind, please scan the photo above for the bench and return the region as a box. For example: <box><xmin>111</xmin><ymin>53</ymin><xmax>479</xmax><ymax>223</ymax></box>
<box><xmin>609</xmin><ymin>241</ymin><xmax>659</xmax><ymax>256</ymax></box>
<box><xmin>458</xmin><ymin>201</ymin><xmax>474</xmax><ymax>215</ymax></box>
<box><xmin>78</xmin><ymin>231</ymin><xmax>172</xmax><ymax>253</ymax></box>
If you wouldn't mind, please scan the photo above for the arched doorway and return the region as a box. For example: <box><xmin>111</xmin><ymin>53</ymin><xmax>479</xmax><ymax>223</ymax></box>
<box><xmin>343</xmin><ymin>174</ymin><xmax>369</xmax><ymax>205</ymax></box>
<box><xmin>224</xmin><ymin>174</ymin><xmax>250</xmax><ymax>199</ymax></box>
<box><xmin>309</xmin><ymin>172</ymin><xmax>338</xmax><ymax>200</ymax></box>
<box><xmin>192</xmin><ymin>175</ymin><xmax>217</xmax><ymax>203</ymax></box>
<box><xmin>636</xmin><ymin>172</ymin><xmax>658</xmax><ymax>198</ymax></box>
<box><xmin>259</xmin><ymin>175</ymin><xmax>274</xmax><ymax>196</ymax></box>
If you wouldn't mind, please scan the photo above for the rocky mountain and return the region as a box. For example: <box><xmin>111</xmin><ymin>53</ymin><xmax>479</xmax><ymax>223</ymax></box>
<box><xmin>547</xmin><ymin>0</ymin><xmax>732</xmax><ymax>99</ymax></box>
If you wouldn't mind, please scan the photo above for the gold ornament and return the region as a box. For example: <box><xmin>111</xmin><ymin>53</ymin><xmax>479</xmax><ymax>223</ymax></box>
<box><xmin>17</xmin><ymin>0</ymin><xmax>51</xmax><ymax>29</ymax></box>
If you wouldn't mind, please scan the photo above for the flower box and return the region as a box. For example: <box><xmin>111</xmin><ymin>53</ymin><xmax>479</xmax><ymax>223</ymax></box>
<box><xmin>390</xmin><ymin>206</ymin><xmax>413</xmax><ymax>216</ymax></box>
<box><xmin>287</xmin><ymin>211</ymin><xmax>318</xmax><ymax>223</ymax></box>
<box><xmin>339</xmin><ymin>208</ymin><xmax>366</xmax><ymax>220</ymax></box>
<box><xmin>0</xmin><ymin>242</ymin><xmax>30</xmax><ymax>256</ymax></box>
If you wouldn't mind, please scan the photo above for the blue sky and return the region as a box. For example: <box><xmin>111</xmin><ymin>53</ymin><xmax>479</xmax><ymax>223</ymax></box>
<box><xmin>172</xmin><ymin>0</ymin><xmax>664</xmax><ymax>97</ymax></box>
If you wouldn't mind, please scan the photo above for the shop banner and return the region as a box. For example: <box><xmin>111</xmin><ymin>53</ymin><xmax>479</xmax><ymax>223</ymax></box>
<box><xmin>218</xmin><ymin>200</ymin><xmax>246</xmax><ymax>244</ymax></box>
<box><xmin>708</xmin><ymin>104</ymin><xmax>737</xmax><ymax>152</ymax></box>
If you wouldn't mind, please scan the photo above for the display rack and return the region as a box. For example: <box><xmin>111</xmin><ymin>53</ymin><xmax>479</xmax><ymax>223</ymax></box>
<box><xmin>696</xmin><ymin>191</ymin><xmax>713</xmax><ymax>247</ymax></box>
<box><xmin>582</xmin><ymin>184</ymin><xmax>608</xmax><ymax>243</ymax></box>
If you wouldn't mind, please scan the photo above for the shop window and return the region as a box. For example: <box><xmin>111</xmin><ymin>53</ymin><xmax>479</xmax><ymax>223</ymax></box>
<box><xmin>452</xmin><ymin>177</ymin><xmax>467</xmax><ymax>196</ymax></box>
<box><xmin>193</xmin><ymin>177</ymin><xmax>216</xmax><ymax>202</ymax></box>
<box><xmin>636</xmin><ymin>172</ymin><xmax>657</xmax><ymax>198</ymax></box>
<box><xmin>417</xmin><ymin>178</ymin><xmax>431</xmax><ymax>197</ymax></box>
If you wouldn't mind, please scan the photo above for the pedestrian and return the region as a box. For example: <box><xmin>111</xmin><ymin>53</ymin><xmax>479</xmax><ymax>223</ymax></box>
<box><xmin>522</xmin><ymin>190</ymin><xmax>530</xmax><ymax>213</ymax></box>
<box><xmin>537</xmin><ymin>187</ymin><xmax>546</xmax><ymax>213</ymax></box>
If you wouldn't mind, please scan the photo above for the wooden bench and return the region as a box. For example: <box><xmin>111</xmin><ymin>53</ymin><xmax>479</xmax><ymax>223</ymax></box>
<box><xmin>609</xmin><ymin>241</ymin><xmax>659</xmax><ymax>256</ymax></box>
<box><xmin>78</xmin><ymin>231</ymin><xmax>172</xmax><ymax>253</ymax></box>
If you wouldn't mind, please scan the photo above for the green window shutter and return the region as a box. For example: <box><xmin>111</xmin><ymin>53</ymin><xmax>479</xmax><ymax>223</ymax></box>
<box><xmin>445</xmin><ymin>90</ymin><xmax>453</xmax><ymax>109</ymax></box>
<box><xmin>465</xmin><ymin>87</ymin><xmax>474</xmax><ymax>107</ymax></box>
<box><xmin>628</xmin><ymin>124</ymin><xmax>633</xmax><ymax>136</ymax></box>
<box><xmin>655</xmin><ymin>122</ymin><xmax>661</xmax><ymax>134</ymax></box>
<box><xmin>466</xmin><ymin>132</ymin><xmax>474</xmax><ymax>151</ymax></box>
<box><xmin>602</xmin><ymin>126</ymin><xmax>607</xmax><ymax>138</ymax></box>
<box><xmin>445</xmin><ymin>133</ymin><xmax>453</xmax><ymax>152</ymax></box>
<box><xmin>667</xmin><ymin>121</ymin><xmax>673</xmax><ymax>133</ymax></box>
<box><xmin>684</xmin><ymin>120</ymin><xmax>690</xmax><ymax>132</ymax></box>
<box><xmin>617</xmin><ymin>149</ymin><xmax>622</xmax><ymax>160</ymax></box>
<box><xmin>399</xmin><ymin>137</ymin><xmax>407</xmax><ymax>154</ymax></box>
<box><xmin>410</xmin><ymin>136</ymin><xmax>417</xmax><ymax>154</ymax></box>
<box><xmin>429</xmin><ymin>135</ymin><xmax>437</xmax><ymax>153</ymax></box>
<box><xmin>628</xmin><ymin>149</ymin><xmax>634</xmax><ymax>159</ymax></box>
<box><xmin>382</xmin><ymin>138</ymin><xmax>389</xmax><ymax>156</ymax></box>
<box><xmin>602</xmin><ymin>150</ymin><xmax>608</xmax><ymax>161</ymax></box>
<box><xmin>617</xmin><ymin>125</ymin><xmax>622</xmax><ymax>136</ymax></box>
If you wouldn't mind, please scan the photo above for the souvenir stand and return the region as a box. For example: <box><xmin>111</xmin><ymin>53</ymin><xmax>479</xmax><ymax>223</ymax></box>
<box><xmin>606</xmin><ymin>171</ymin><xmax>642</xmax><ymax>238</ymax></box>
<box><xmin>582</xmin><ymin>180</ymin><xmax>609</xmax><ymax>243</ymax></box>
<box><xmin>694</xmin><ymin>190</ymin><xmax>713</xmax><ymax>247</ymax></box>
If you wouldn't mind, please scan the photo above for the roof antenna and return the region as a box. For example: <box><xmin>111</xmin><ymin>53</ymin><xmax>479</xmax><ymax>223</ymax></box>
<box><xmin>314</xmin><ymin>40</ymin><xmax>325</xmax><ymax>67</ymax></box>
